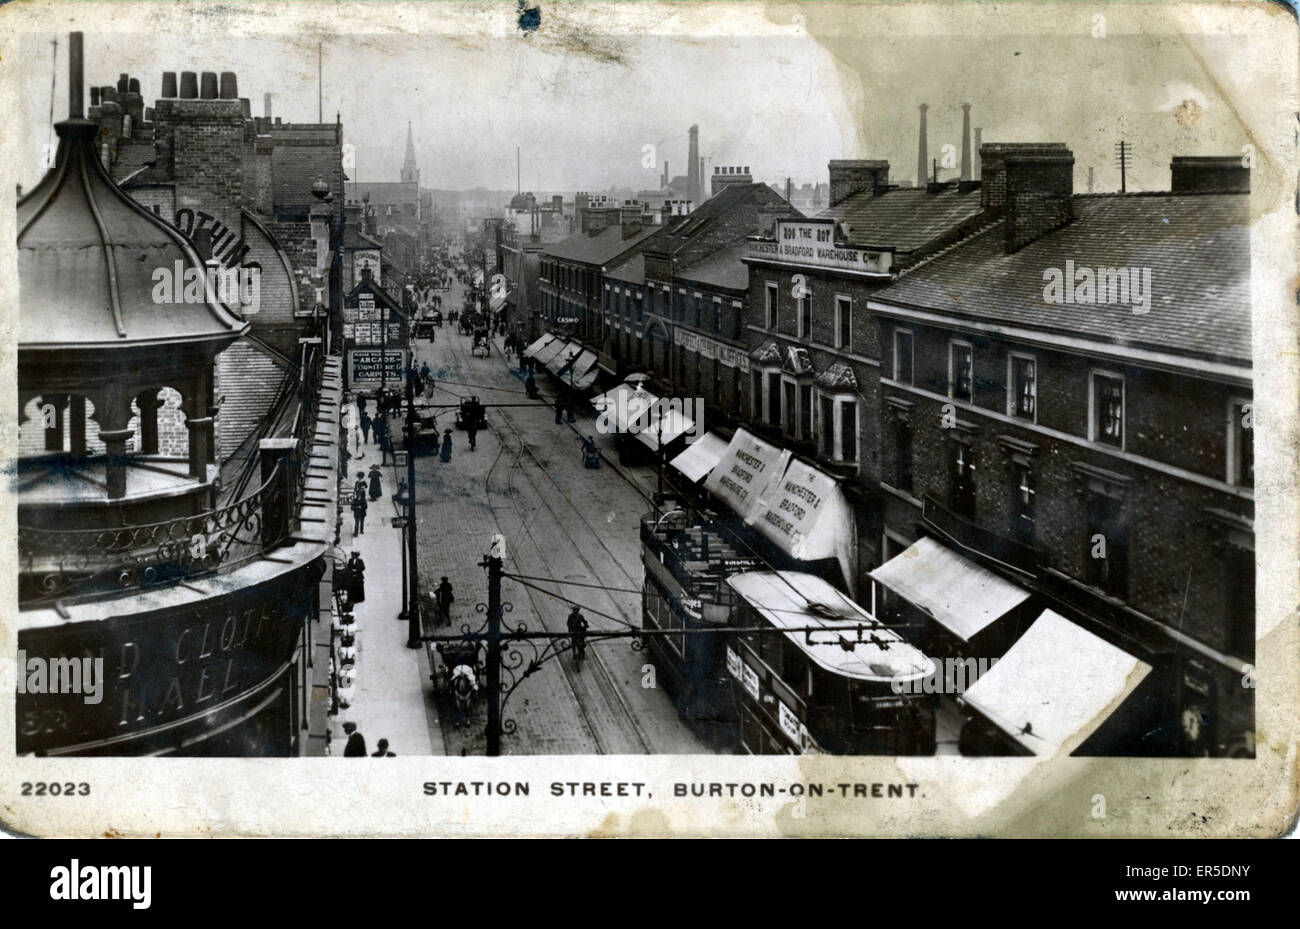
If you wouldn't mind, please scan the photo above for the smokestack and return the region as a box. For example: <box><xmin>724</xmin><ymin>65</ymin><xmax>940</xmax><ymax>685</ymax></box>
<box><xmin>68</xmin><ymin>32</ymin><xmax>84</xmax><ymax>119</ymax></box>
<box><xmin>687</xmin><ymin>125</ymin><xmax>700</xmax><ymax>205</ymax></box>
<box><xmin>785</xmin><ymin>177</ymin><xmax>793</xmax><ymax>202</ymax></box>
<box><xmin>960</xmin><ymin>103</ymin><xmax>972</xmax><ymax>182</ymax></box>
<box><xmin>974</xmin><ymin>127</ymin><xmax>982</xmax><ymax>178</ymax></box>
<box><xmin>180</xmin><ymin>71</ymin><xmax>198</xmax><ymax>99</ymax></box>
<box><xmin>162</xmin><ymin>71</ymin><xmax>178</xmax><ymax>97</ymax></box>
<box><xmin>264</xmin><ymin>93</ymin><xmax>273</xmax><ymax>119</ymax></box>
<box><xmin>219</xmin><ymin>71</ymin><xmax>238</xmax><ymax>99</ymax></box>
<box><xmin>916</xmin><ymin>103</ymin><xmax>928</xmax><ymax>190</ymax></box>
<box><xmin>1087</xmin><ymin>166</ymin><xmax>1095</xmax><ymax>193</ymax></box>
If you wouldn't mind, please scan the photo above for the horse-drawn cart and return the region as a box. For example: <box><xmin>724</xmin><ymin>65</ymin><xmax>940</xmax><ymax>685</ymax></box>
<box><xmin>427</xmin><ymin>640</ymin><xmax>483</xmax><ymax>729</ymax></box>
<box><xmin>471</xmin><ymin>327</ymin><xmax>492</xmax><ymax>357</ymax></box>
<box><xmin>454</xmin><ymin>396</ymin><xmax>487</xmax><ymax>431</ymax></box>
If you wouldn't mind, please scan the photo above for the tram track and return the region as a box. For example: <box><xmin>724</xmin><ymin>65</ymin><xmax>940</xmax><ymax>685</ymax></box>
<box><xmin>439</xmin><ymin>326</ymin><xmax>650</xmax><ymax>754</ymax></box>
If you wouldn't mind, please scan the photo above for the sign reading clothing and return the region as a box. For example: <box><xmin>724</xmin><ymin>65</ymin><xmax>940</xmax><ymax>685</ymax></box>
<box><xmin>748</xmin><ymin>220</ymin><xmax>892</xmax><ymax>275</ymax></box>
<box><xmin>673</xmin><ymin>328</ymin><xmax>750</xmax><ymax>372</ymax></box>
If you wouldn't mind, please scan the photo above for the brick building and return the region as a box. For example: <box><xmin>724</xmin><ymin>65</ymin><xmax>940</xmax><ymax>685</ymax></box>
<box><xmin>866</xmin><ymin>151</ymin><xmax>1254</xmax><ymax>757</ymax></box>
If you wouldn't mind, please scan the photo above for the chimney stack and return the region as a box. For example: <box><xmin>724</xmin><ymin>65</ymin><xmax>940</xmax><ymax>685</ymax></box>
<box><xmin>180</xmin><ymin>71</ymin><xmax>198</xmax><ymax>99</ymax></box>
<box><xmin>68</xmin><ymin>32</ymin><xmax>84</xmax><ymax>119</ymax></box>
<box><xmin>116</xmin><ymin>73</ymin><xmax>128</xmax><ymax>94</ymax></box>
<box><xmin>264</xmin><ymin>93</ymin><xmax>273</xmax><ymax>119</ymax></box>
<box><xmin>128</xmin><ymin>77</ymin><xmax>140</xmax><ymax>94</ymax></box>
<box><xmin>1169</xmin><ymin>156</ymin><xmax>1250</xmax><ymax>194</ymax></box>
<box><xmin>916</xmin><ymin>103</ymin><xmax>928</xmax><ymax>191</ymax></box>
<box><xmin>785</xmin><ymin>177</ymin><xmax>793</xmax><ymax>202</ymax></box>
<box><xmin>687</xmin><ymin>125</ymin><xmax>700</xmax><ymax>205</ymax></box>
<box><xmin>90</xmin><ymin>86</ymin><xmax>101</xmax><ymax>107</ymax></box>
<box><xmin>827</xmin><ymin>159</ymin><xmax>889</xmax><ymax>206</ymax></box>
<box><xmin>1087</xmin><ymin>166</ymin><xmax>1095</xmax><ymax>193</ymax></box>
<box><xmin>960</xmin><ymin>103</ymin><xmax>972</xmax><ymax>182</ymax></box>
<box><xmin>980</xmin><ymin>143</ymin><xmax>1074</xmax><ymax>253</ymax></box>
<box><xmin>662</xmin><ymin>160</ymin><xmax>668</xmax><ymax>188</ymax></box>
<box><xmin>974</xmin><ymin>127</ymin><xmax>982</xmax><ymax>177</ymax></box>
<box><xmin>162</xmin><ymin>71</ymin><xmax>178</xmax><ymax>97</ymax></box>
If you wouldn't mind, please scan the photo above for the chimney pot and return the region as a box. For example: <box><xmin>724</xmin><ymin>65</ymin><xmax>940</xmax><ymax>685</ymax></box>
<box><xmin>220</xmin><ymin>71</ymin><xmax>238</xmax><ymax>99</ymax></box>
<box><xmin>239</xmin><ymin>97</ymin><xmax>251</xmax><ymax>119</ymax></box>
<box><xmin>117</xmin><ymin>73</ymin><xmax>129</xmax><ymax>93</ymax></box>
<box><xmin>128</xmin><ymin>77</ymin><xmax>141</xmax><ymax>94</ymax></box>
<box><xmin>180</xmin><ymin>71</ymin><xmax>198</xmax><ymax>99</ymax></box>
<box><xmin>90</xmin><ymin>86</ymin><xmax>101</xmax><ymax>107</ymax></box>
<box><xmin>161</xmin><ymin>71</ymin><xmax>178</xmax><ymax>97</ymax></box>
<box><xmin>200</xmin><ymin>71</ymin><xmax>218</xmax><ymax>99</ymax></box>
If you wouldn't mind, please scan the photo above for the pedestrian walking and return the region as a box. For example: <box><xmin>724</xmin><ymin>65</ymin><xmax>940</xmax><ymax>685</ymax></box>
<box><xmin>440</xmin><ymin>429</ymin><xmax>453</xmax><ymax>463</ymax></box>
<box><xmin>435</xmin><ymin>576</ymin><xmax>455</xmax><ymax>626</ymax></box>
<box><xmin>354</xmin><ymin>471</ymin><xmax>367</xmax><ymax>503</ymax></box>
<box><xmin>555</xmin><ymin>395</ymin><xmax>564</xmax><ymax>424</ymax></box>
<box><xmin>347</xmin><ymin>551</ymin><xmax>366</xmax><ymax>604</ymax></box>
<box><xmin>351</xmin><ymin>491</ymin><xmax>368</xmax><ymax>535</ymax></box>
<box><xmin>356</xmin><ymin>395</ymin><xmax>366</xmax><ymax>419</ymax></box>
<box><xmin>342</xmin><ymin>721</ymin><xmax>366</xmax><ymax>757</ymax></box>
<box><xmin>360</xmin><ymin>410</ymin><xmax>372</xmax><ymax>445</ymax></box>
<box><xmin>420</xmin><ymin>361</ymin><xmax>431</xmax><ymax>383</ymax></box>
<box><xmin>467</xmin><ymin>420</ymin><xmax>478</xmax><ymax>451</ymax></box>
<box><xmin>370</xmin><ymin>738</ymin><xmax>396</xmax><ymax>757</ymax></box>
<box><xmin>525</xmin><ymin>373</ymin><xmax>538</xmax><ymax>399</ymax></box>
<box><xmin>379</xmin><ymin>425</ymin><xmax>393</xmax><ymax>466</ymax></box>
<box><xmin>368</xmin><ymin>464</ymin><xmax>383</xmax><ymax>501</ymax></box>
<box><xmin>567</xmin><ymin>606</ymin><xmax>589</xmax><ymax>665</ymax></box>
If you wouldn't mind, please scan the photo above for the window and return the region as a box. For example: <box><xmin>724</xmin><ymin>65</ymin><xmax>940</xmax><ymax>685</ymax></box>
<box><xmin>732</xmin><ymin>367</ymin><xmax>741</xmax><ymax>416</ymax></box>
<box><xmin>799</xmin><ymin>385</ymin><xmax>813</xmax><ymax>442</ymax></box>
<box><xmin>752</xmin><ymin>370</ymin><xmax>764</xmax><ymax>420</ymax></box>
<box><xmin>694</xmin><ymin>296</ymin><xmax>702</xmax><ymax>328</ymax></box>
<box><xmin>894</xmin><ymin>330</ymin><xmax>914</xmax><ymax>385</ymax></box>
<box><xmin>949</xmin><ymin>441</ymin><xmax>975</xmax><ymax>518</ymax></box>
<box><xmin>1085</xmin><ymin>492</ymin><xmax>1128</xmax><ymax>598</ymax></box>
<box><xmin>783</xmin><ymin>380</ymin><xmax>796</xmax><ymax>435</ymax></box>
<box><xmin>1228</xmin><ymin>399</ymin><xmax>1253</xmax><ymax>487</ymax></box>
<box><xmin>840</xmin><ymin>400</ymin><xmax>858</xmax><ymax>463</ymax></box>
<box><xmin>949</xmin><ymin>341</ymin><xmax>973</xmax><ymax>402</ymax></box>
<box><xmin>1009</xmin><ymin>354</ymin><xmax>1036</xmax><ymax>420</ymax></box>
<box><xmin>819</xmin><ymin>395</ymin><xmax>834</xmax><ymax>458</ymax></box>
<box><xmin>894</xmin><ymin>418</ymin><xmax>913</xmax><ymax>493</ymax></box>
<box><xmin>1226</xmin><ymin>545</ymin><xmax>1255</xmax><ymax>658</ymax></box>
<box><xmin>835</xmin><ymin>296</ymin><xmax>852</xmax><ymax>349</ymax></box>
<box><xmin>765</xmin><ymin>282</ymin><xmax>778</xmax><ymax>329</ymax></box>
<box><xmin>797</xmin><ymin>290</ymin><xmax>812</xmax><ymax>341</ymax></box>
<box><xmin>1013</xmin><ymin>464</ymin><xmax>1035</xmax><ymax>545</ymax></box>
<box><xmin>766</xmin><ymin>371</ymin><xmax>781</xmax><ymax>426</ymax></box>
<box><xmin>713</xmin><ymin>299</ymin><xmax>722</xmax><ymax>333</ymax></box>
<box><xmin>1091</xmin><ymin>372</ymin><xmax>1125</xmax><ymax>447</ymax></box>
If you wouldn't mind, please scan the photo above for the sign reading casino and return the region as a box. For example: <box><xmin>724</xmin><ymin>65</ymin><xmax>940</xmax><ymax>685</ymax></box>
<box><xmin>748</xmin><ymin>219</ymin><xmax>893</xmax><ymax>276</ymax></box>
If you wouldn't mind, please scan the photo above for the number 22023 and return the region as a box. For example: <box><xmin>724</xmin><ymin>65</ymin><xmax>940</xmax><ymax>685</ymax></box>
<box><xmin>21</xmin><ymin>782</ymin><xmax>89</xmax><ymax>796</ymax></box>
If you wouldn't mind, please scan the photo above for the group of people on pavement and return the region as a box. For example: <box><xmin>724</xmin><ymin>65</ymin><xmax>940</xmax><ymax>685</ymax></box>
<box><xmin>341</xmin><ymin>722</ymin><xmax>396</xmax><ymax>757</ymax></box>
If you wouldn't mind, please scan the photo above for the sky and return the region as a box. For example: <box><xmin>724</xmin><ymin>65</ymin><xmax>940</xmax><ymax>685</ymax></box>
<box><xmin>10</xmin><ymin>2</ymin><xmax>1289</xmax><ymax>201</ymax></box>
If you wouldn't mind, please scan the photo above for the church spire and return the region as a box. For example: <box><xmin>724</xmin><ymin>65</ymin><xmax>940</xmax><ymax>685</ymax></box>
<box><xmin>401</xmin><ymin>121</ymin><xmax>419</xmax><ymax>185</ymax></box>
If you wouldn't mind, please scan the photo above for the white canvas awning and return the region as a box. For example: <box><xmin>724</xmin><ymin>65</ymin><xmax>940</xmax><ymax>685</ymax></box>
<box><xmin>592</xmin><ymin>383</ymin><xmax>657</xmax><ymax>431</ymax></box>
<box><xmin>960</xmin><ymin>610</ymin><xmax>1151</xmax><ymax>756</ymax></box>
<box><xmin>533</xmin><ymin>338</ymin><xmax>571</xmax><ymax>368</ymax></box>
<box><xmin>869</xmin><ymin>536</ymin><xmax>1031</xmax><ymax>642</ymax></box>
<box><xmin>545</xmin><ymin>342</ymin><xmax>585</xmax><ymax>375</ymax></box>
<box><xmin>668</xmin><ymin>432</ymin><xmax>730</xmax><ymax>483</ymax></box>
<box><xmin>522</xmin><ymin>333</ymin><xmax>556</xmax><ymax>359</ymax></box>
<box><xmin>750</xmin><ymin>456</ymin><xmax>857</xmax><ymax>594</ymax></box>
<box><xmin>703</xmin><ymin>428</ymin><xmax>790</xmax><ymax>523</ymax></box>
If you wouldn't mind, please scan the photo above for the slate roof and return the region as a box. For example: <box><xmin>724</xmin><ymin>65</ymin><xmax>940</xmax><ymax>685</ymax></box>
<box><xmin>872</xmin><ymin>193</ymin><xmax>1251</xmax><ymax>365</ymax></box>
<box><xmin>676</xmin><ymin>240</ymin><xmax>749</xmax><ymax>292</ymax></box>
<box><xmin>541</xmin><ymin>223</ymin><xmax>662</xmax><ymax>266</ymax></box>
<box><xmin>605</xmin><ymin>253</ymin><xmax>645</xmax><ymax>286</ymax></box>
<box><xmin>819</xmin><ymin>186</ymin><xmax>983</xmax><ymax>252</ymax></box>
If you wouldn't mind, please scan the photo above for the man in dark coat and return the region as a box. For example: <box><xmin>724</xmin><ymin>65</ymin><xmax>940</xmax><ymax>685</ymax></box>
<box><xmin>435</xmin><ymin>577</ymin><xmax>455</xmax><ymax>626</ymax></box>
<box><xmin>440</xmin><ymin>429</ymin><xmax>453</xmax><ymax>463</ymax></box>
<box><xmin>466</xmin><ymin>420</ymin><xmax>479</xmax><ymax>452</ymax></box>
<box><xmin>368</xmin><ymin>465</ymin><xmax>383</xmax><ymax>501</ymax></box>
<box><xmin>526</xmin><ymin>373</ymin><xmax>538</xmax><ymax>399</ymax></box>
<box><xmin>371</xmin><ymin>738</ymin><xmax>396</xmax><ymax>757</ymax></box>
<box><xmin>360</xmin><ymin>410</ymin><xmax>372</xmax><ymax>445</ymax></box>
<box><xmin>342</xmin><ymin>722</ymin><xmax>366</xmax><ymax>757</ymax></box>
<box><xmin>567</xmin><ymin>606</ymin><xmax>589</xmax><ymax>664</ymax></box>
<box><xmin>347</xmin><ymin>551</ymin><xmax>366</xmax><ymax>604</ymax></box>
<box><xmin>352</xmin><ymin>491</ymin><xmax>367</xmax><ymax>535</ymax></box>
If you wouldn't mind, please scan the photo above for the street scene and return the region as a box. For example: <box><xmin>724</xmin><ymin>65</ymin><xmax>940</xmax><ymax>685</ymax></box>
<box><xmin>11</xmin><ymin>4</ymin><xmax>1280</xmax><ymax>766</ymax></box>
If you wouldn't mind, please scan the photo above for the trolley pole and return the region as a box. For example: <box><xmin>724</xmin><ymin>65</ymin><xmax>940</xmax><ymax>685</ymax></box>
<box><xmin>404</xmin><ymin>366</ymin><xmax>422</xmax><ymax>649</ymax></box>
<box><xmin>484</xmin><ymin>551</ymin><xmax>503</xmax><ymax>756</ymax></box>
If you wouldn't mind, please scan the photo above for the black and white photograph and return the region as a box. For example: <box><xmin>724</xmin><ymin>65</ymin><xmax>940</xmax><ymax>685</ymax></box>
<box><xmin>2</xmin><ymin>0</ymin><xmax>1297</xmax><ymax>839</ymax></box>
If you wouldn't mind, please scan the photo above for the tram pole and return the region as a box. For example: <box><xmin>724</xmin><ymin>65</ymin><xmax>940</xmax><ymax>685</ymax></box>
<box><xmin>483</xmin><ymin>544</ymin><xmax>504</xmax><ymax>756</ymax></box>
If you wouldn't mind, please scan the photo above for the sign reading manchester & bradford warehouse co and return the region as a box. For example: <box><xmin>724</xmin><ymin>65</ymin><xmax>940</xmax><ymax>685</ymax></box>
<box><xmin>748</xmin><ymin>220</ymin><xmax>893</xmax><ymax>276</ymax></box>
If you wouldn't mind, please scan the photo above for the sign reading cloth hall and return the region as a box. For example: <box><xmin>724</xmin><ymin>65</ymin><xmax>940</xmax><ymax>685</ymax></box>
<box><xmin>673</xmin><ymin>328</ymin><xmax>751</xmax><ymax>372</ymax></box>
<box><xmin>748</xmin><ymin>220</ymin><xmax>892</xmax><ymax>276</ymax></box>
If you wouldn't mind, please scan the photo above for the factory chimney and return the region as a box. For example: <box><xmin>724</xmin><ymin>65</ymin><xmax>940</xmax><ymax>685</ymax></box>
<box><xmin>687</xmin><ymin>125</ymin><xmax>700</xmax><ymax>205</ymax></box>
<box><xmin>917</xmin><ymin>103</ymin><xmax>928</xmax><ymax>191</ymax></box>
<box><xmin>960</xmin><ymin>103</ymin><xmax>972</xmax><ymax>181</ymax></box>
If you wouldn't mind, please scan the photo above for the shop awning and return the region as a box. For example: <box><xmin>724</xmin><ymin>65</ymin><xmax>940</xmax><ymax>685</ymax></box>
<box><xmin>727</xmin><ymin>571</ymin><xmax>934</xmax><ymax>685</ymax></box>
<box><xmin>522</xmin><ymin>333</ymin><xmax>557</xmax><ymax>359</ymax></box>
<box><xmin>592</xmin><ymin>383</ymin><xmax>657</xmax><ymax>432</ymax></box>
<box><xmin>960</xmin><ymin>610</ymin><xmax>1151</xmax><ymax>756</ymax></box>
<box><xmin>570</xmin><ymin>365</ymin><xmax>601</xmax><ymax>391</ymax></box>
<box><xmin>869</xmin><ymin>536</ymin><xmax>1031</xmax><ymax>642</ymax></box>
<box><xmin>750</xmin><ymin>456</ymin><xmax>857</xmax><ymax>593</ymax></box>
<box><xmin>669</xmin><ymin>432</ymin><xmax>730</xmax><ymax>483</ymax></box>
<box><xmin>634</xmin><ymin>401</ymin><xmax>695</xmax><ymax>451</ymax></box>
<box><xmin>533</xmin><ymin>337</ymin><xmax>571</xmax><ymax>368</ymax></box>
<box><xmin>554</xmin><ymin>348</ymin><xmax>597</xmax><ymax>379</ymax></box>
<box><xmin>703</xmin><ymin>428</ymin><xmax>790</xmax><ymax>523</ymax></box>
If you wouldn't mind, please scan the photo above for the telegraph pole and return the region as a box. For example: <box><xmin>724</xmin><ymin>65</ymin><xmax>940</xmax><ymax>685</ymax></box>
<box><xmin>404</xmin><ymin>362</ymin><xmax>422</xmax><ymax>649</ymax></box>
<box><xmin>1115</xmin><ymin>140</ymin><xmax>1130</xmax><ymax>194</ymax></box>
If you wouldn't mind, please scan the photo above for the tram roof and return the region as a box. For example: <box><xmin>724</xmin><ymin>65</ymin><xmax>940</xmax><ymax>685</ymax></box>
<box><xmin>727</xmin><ymin>571</ymin><xmax>934</xmax><ymax>684</ymax></box>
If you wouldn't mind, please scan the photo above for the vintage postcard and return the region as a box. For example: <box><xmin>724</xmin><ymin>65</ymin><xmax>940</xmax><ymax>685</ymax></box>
<box><xmin>1</xmin><ymin>0</ymin><xmax>1296</xmax><ymax>838</ymax></box>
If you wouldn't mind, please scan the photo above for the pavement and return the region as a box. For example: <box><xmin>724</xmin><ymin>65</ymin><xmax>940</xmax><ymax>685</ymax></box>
<box><xmin>327</xmin><ymin>404</ymin><xmax>445</xmax><ymax>759</ymax></box>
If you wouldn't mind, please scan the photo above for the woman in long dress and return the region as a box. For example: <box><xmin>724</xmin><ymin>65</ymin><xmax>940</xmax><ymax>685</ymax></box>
<box><xmin>368</xmin><ymin>465</ymin><xmax>383</xmax><ymax>501</ymax></box>
<box><xmin>347</xmin><ymin>551</ymin><xmax>366</xmax><ymax>604</ymax></box>
<box><xmin>440</xmin><ymin>429</ymin><xmax>453</xmax><ymax>463</ymax></box>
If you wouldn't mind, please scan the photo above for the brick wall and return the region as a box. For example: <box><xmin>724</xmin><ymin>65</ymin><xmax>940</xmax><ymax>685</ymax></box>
<box><xmin>214</xmin><ymin>342</ymin><xmax>291</xmax><ymax>460</ymax></box>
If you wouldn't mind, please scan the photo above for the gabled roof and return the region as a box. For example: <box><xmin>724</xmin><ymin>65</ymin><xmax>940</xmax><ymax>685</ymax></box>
<box><xmin>871</xmin><ymin>193</ymin><xmax>1251</xmax><ymax>365</ymax></box>
<box><xmin>819</xmin><ymin>186</ymin><xmax>983</xmax><ymax>252</ymax></box>
<box><xmin>675</xmin><ymin>240</ymin><xmax>749</xmax><ymax>292</ymax></box>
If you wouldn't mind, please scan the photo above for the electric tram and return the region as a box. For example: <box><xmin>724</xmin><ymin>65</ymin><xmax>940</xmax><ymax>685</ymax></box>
<box><xmin>724</xmin><ymin>571</ymin><xmax>937</xmax><ymax>755</ymax></box>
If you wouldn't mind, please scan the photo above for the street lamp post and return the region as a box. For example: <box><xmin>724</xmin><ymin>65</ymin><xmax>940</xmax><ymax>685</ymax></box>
<box><xmin>404</xmin><ymin>363</ymin><xmax>422</xmax><ymax>649</ymax></box>
<box><xmin>483</xmin><ymin>545</ymin><xmax>504</xmax><ymax>756</ymax></box>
